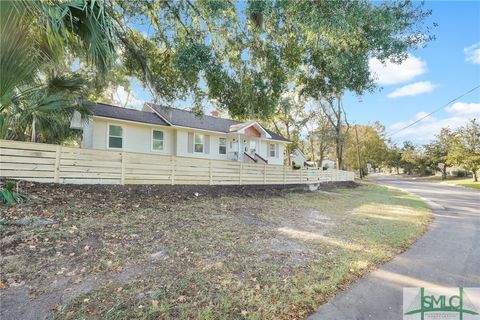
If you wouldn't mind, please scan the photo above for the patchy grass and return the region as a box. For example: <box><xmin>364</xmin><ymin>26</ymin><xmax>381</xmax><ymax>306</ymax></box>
<box><xmin>424</xmin><ymin>175</ymin><xmax>480</xmax><ymax>189</ymax></box>
<box><xmin>0</xmin><ymin>182</ymin><xmax>431</xmax><ymax>319</ymax></box>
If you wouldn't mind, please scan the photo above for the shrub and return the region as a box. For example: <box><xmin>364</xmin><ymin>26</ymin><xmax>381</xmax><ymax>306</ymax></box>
<box><xmin>292</xmin><ymin>164</ymin><xmax>301</xmax><ymax>170</ymax></box>
<box><xmin>0</xmin><ymin>181</ymin><xmax>28</xmax><ymax>205</ymax></box>
<box><xmin>452</xmin><ymin>170</ymin><xmax>470</xmax><ymax>177</ymax></box>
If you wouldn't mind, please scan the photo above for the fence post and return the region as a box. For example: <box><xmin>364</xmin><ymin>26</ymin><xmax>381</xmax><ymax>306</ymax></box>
<box><xmin>209</xmin><ymin>160</ymin><xmax>213</xmax><ymax>185</ymax></box>
<box><xmin>239</xmin><ymin>162</ymin><xmax>243</xmax><ymax>185</ymax></box>
<box><xmin>120</xmin><ymin>151</ymin><xmax>126</xmax><ymax>185</ymax></box>
<box><xmin>263</xmin><ymin>163</ymin><xmax>267</xmax><ymax>184</ymax></box>
<box><xmin>170</xmin><ymin>155</ymin><xmax>175</xmax><ymax>185</ymax></box>
<box><xmin>53</xmin><ymin>145</ymin><xmax>61</xmax><ymax>183</ymax></box>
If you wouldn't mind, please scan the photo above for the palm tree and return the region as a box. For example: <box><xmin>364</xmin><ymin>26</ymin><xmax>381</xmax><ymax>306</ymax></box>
<box><xmin>0</xmin><ymin>0</ymin><xmax>117</xmax><ymax>143</ymax></box>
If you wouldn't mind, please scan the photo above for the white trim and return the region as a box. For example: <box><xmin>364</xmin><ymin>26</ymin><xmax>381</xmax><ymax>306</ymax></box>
<box><xmin>269</xmin><ymin>143</ymin><xmax>276</xmax><ymax>158</ymax></box>
<box><xmin>233</xmin><ymin>121</ymin><xmax>272</xmax><ymax>139</ymax></box>
<box><xmin>150</xmin><ymin>128</ymin><xmax>165</xmax><ymax>153</ymax></box>
<box><xmin>93</xmin><ymin>115</ymin><xmax>170</xmax><ymax>129</ymax></box>
<box><xmin>107</xmin><ymin>123</ymin><xmax>125</xmax><ymax>150</ymax></box>
<box><xmin>194</xmin><ymin>133</ymin><xmax>205</xmax><ymax>154</ymax></box>
<box><xmin>218</xmin><ymin>137</ymin><xmax>227</xmax><ymax>155</ymax></box>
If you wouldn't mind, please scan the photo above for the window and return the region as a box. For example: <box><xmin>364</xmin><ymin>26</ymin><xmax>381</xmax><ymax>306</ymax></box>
<box><xmin>194</xmin><ymin>134</ymin><xmax>204</xmax><ymax>153</ymax></box>
<box><xmin>219</xmin><ymin>138</ymin><xmax>226</xmax><ymax>154</ymax></box>
<box><xmin>269</xmin><ymin>143</ymin><xmax>276</xmax><ymax>157</ymax></box>
<box><xmin>152</xmin><ymin>130</ymin><xmax>164</xmax><ymax>151</ymax></box>
<box><xmin>108</xmin><ymin>125</ymin><xmax>123</xmax><ymax>149</ymax></box>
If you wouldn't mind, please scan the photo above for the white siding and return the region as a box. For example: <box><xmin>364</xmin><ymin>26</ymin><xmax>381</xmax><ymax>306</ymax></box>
<box><xmin>266</xmin><ymin>142</ymin><xmax>284</xmax><ymax>165</ymax></box>
<box><xmin>86</xmin><ymin>118</ymin><xmax>287</xmax><ymax>164</ymax></box>
<box><xmin>81</xmin><ymin>118</ymin><xmax>94</xmax><ymax>148</ymax></box>
<box><xmin>176</xmin><ymin>128</ymin><xmax>230</xmax><ymax>160</ymax></box>
<box><xmin>90</xmin><ymin>118</ymin><xmax>174</xmax><ymax>155</ymax></box>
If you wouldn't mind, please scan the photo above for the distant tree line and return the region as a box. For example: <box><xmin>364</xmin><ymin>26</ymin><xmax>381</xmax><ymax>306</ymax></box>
<box><xmin>293</xmin><ymin>118</ymin><xmax>479</xmax><ymax>182</ymax></box>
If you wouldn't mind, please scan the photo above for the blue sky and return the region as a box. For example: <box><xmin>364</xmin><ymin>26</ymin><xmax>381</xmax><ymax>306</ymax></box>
<box><xmin>114</xmin><ymin>1</ymin><xmax>480</xmax><ymax>145</ymax></box>
<box><xmin>344</xmin><ymin>1</ymin><xmax>480</xmax><ymax>144</ymax></box>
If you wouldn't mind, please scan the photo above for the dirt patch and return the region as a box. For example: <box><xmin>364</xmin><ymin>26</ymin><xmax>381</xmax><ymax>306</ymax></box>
<box><xmin>1</xmin><ymin>180</ymin><xmax>431</xmax><ymax>320</ymax></box>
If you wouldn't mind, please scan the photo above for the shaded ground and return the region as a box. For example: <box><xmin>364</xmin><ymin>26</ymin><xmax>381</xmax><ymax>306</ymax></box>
<box><xmin>0</xmin><ymin>181</ymin><xmax>430</xmax><ymax>319</ymax></box>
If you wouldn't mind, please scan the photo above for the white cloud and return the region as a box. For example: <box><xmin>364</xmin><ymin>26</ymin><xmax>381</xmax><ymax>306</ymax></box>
<box><xmin>369</xmin><ymin>55</ymin><xmax>427</xmax><ymax>86</ymax></box>
<box><xmin>112</xmin><ymin>86</ymin><xmax>145</xmax><ymax>109</ymax></box>
<box><xmin>388</xmin><ymin>102</ymin><xmax>479</xmax><ymax>142</ymax></box>
<box><xmin>464</xmin><ymin>43</ymin><xmax>480</xmax><ymax>64</ymax></box>
<box><xmin>387</xmin><ymin>81</ymin><xmax>437</xmax><ymax>99</ymax></box>
<box><xmin>445</xmin><ymin>102</ymin><xmax>480</xmax><ymax>115</ymax></box>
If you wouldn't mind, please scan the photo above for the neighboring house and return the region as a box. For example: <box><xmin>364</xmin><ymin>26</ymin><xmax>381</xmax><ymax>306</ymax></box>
<box><xmin>291</xmin><ymin>149</ymin><xmax>318</xmax><ymax>167</ymax></box>
<box><xmin>321</xmin><ymin>159</ymin><xmax>336</xmax><ymax>169</ymax></box>
<box><xmin>72</xmin><ymin>102</ymin><xmax>289</xmax><ymax>165</ymax></box>
<box><xmin>291</xmin><ymin>148</ymin><xmax>307</xmax><ymax>166</ymax></box>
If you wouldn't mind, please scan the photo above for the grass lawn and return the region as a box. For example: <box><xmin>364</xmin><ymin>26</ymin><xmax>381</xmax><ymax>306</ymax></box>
<box><xmin>423</xmin><ymin>175</ymin><xmax>480</xmax><ymax>189</ymax></box>
<box><xmin>0</xmin><ymin>182</ymin><xmax>431</xmax><ymax>319</ymax></box>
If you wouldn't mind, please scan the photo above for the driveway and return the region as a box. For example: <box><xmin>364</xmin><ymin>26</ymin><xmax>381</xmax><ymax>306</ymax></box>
<box><xmin>308</xmin><ymin>174</ymin><xmax>480</xmax><ymax>320</ymax></box>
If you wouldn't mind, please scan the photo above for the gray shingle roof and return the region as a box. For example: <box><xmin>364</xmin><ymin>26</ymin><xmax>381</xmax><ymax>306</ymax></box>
<box><xmin>87</xmin><ymin>102</ymin><xmax>170</xmax><ymax>126</ymax></box>
<box><xmin>85</xmin><ymin>101</ymin><xmax>289</xmax><ymax>142</ymax></box>
<box><xmin>148</xmin><ymin>104</ymin><xmax>289</xmax><ymax>142</ymax></box>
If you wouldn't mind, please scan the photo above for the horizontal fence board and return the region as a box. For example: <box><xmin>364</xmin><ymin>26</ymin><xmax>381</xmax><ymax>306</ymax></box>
<box><xmin>60</xmin><ymin>178</ymin><xmax>120</xmax><ymax>185</ymax></box>
<box><xmin>0</xmin><ymin>148</ymin><xmax>57</xmax><ymax>158</ymax></box>
<box><xmin>60</xmin><ymin>159</ymin><xmax>121</xmax><ymax>168</ymax></box>
<box><xmin>0</xmin><ymin>139</ymin><xmax>354</xmax><ymax>186</ymax></box>
<box><xmin>0</xmin><ymin>140</ymin><xmax>58</xmax><ymax>151</ymax></box>
<box><xmin>0</xmin><ymin>170</ymin><xmax>54</xmax><ymax>178</ymax></box>
<box><xmin>59</xmin><ymin>166</ymin><xmax>121</xmax><ymax>174</ymax></box>
<box><xmin>0</xmin><ymin>163</ymin><xmax>54</xmax><ymax>171</ymax></box>
<box><xmin>1</xmin><ymin>155</ymin><xmax>56</xmax><ymax>164</ymax></box>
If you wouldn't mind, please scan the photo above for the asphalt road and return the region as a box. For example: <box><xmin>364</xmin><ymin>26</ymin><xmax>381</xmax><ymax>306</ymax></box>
<box><xmin>308</xmin><ymin>174</ymin><xmax>480</xmax><ymax>320</ymax></box>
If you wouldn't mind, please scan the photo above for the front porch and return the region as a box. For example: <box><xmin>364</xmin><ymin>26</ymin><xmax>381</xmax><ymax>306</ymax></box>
<box><xmin>225</xmin><ymin>121</ymin><xmax>281</xmax><ymax>164</ymax></box>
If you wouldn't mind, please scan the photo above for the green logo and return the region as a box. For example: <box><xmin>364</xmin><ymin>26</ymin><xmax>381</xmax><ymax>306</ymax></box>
<box><xmin>404</xmin><ymin>287</ymin><xmax>479</xmax><ymax>320</ymax></box>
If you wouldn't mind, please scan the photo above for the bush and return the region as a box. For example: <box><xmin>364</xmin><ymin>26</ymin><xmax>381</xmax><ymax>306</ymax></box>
<box><xmin>292</xmin><ymin>164</ymin><xmax>301</xmax><ymax>170</ymax></box>
<box><xmin>452</xmin><ymin>170</ymin><xmax>470</xmax><ymax>177</ymax></box>
<box><xmin>0</xmin><ymin>181</ymin><xmax>28</xmax><ymax>205</ymax></box>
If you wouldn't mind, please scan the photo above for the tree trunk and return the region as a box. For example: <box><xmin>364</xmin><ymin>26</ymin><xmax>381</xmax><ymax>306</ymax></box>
<box><xmin>441</xmin><ymin>166</ymin><xmax>447</xmax><ymax>180</ymax></box>
<box><xmin>320</xmin><ymin>95</ymin><xmax>347</xmax><ymax>170</ymax></box>
<box><xmin>473</xmin><ymin>170</ymin><xmax>478</xmax><ymax>182</ymax></box>
<box><xmin>30</xmin><ymin>117</ymin><xmax>36</xmax><ymax>142</ymax></box>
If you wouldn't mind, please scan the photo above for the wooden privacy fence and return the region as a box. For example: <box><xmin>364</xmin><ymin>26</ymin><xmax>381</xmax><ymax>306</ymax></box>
<box><xmin>0</xmin><ymin>140</ymin><xmax>355</xmax><ymax>185</ymax></box>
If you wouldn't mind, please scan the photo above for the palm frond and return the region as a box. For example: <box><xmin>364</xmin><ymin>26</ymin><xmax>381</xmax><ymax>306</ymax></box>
<box><xmin>0</xmin><ymin>1</ymin><xmax>38</xmax><ymax>109</ymax></box>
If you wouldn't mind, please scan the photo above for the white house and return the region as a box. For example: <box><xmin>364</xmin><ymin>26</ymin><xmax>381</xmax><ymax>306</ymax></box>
<box><xmin>72</xmin><ymin>102</ymin><xmax>290</xmax><ymax>165</ymax></box>
<box><xmin>291</xmin><ymin>148</ymin><xmax>307</xmax><ymax>166</ymax></box>
<box><xmin>321</xmin><ymin>159</ymin><xmax>336</xmax><ymax>169</ymax></box>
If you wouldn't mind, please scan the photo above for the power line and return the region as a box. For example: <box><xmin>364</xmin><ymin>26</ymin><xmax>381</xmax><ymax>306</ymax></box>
<box><xmin>387</xmin><ymin>84</ymin><xmax>480</xmax><ymax>138</ymax></box>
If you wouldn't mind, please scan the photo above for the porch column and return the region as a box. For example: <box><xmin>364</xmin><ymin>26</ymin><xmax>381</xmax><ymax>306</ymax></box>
<box><xmin>237</xmin><ymin>133</ymin><xmax>241</xmax><ymax>161</ymax></box>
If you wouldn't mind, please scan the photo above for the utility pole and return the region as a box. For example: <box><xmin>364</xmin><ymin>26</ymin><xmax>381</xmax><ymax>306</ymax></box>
<box><xmin>354</xmin><ymin>125</ymin><xmax>363</xmax><ymax>179</ymax></box>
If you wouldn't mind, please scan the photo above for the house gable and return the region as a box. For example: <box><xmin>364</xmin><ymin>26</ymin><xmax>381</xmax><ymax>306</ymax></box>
<box><xmin>245</xmin><ymin>126</ymin><xmax>261</xmax><ymax>137</ymax></box>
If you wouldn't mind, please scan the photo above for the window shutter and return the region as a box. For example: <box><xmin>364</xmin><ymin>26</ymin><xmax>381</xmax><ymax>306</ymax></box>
<box><xmin>205</xmin><ymin>135</ymin><xmax>210</xmax><ymax>154</ymax></box>
<box><xmin>188</xmin><ymin>132</ymin><xmax>194</xmax><ymax>153</ymax></box>
<box><xmin>275</xmin><ymin>144</ymin><xmax>279</xmax><ymax>158</ymax></box>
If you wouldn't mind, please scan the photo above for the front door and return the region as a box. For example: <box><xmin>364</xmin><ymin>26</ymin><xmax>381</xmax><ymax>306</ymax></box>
<box><xmin>243</xmin><ymin>138</ymin><xmax>257</xmax><ymax>155</ymax></box>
